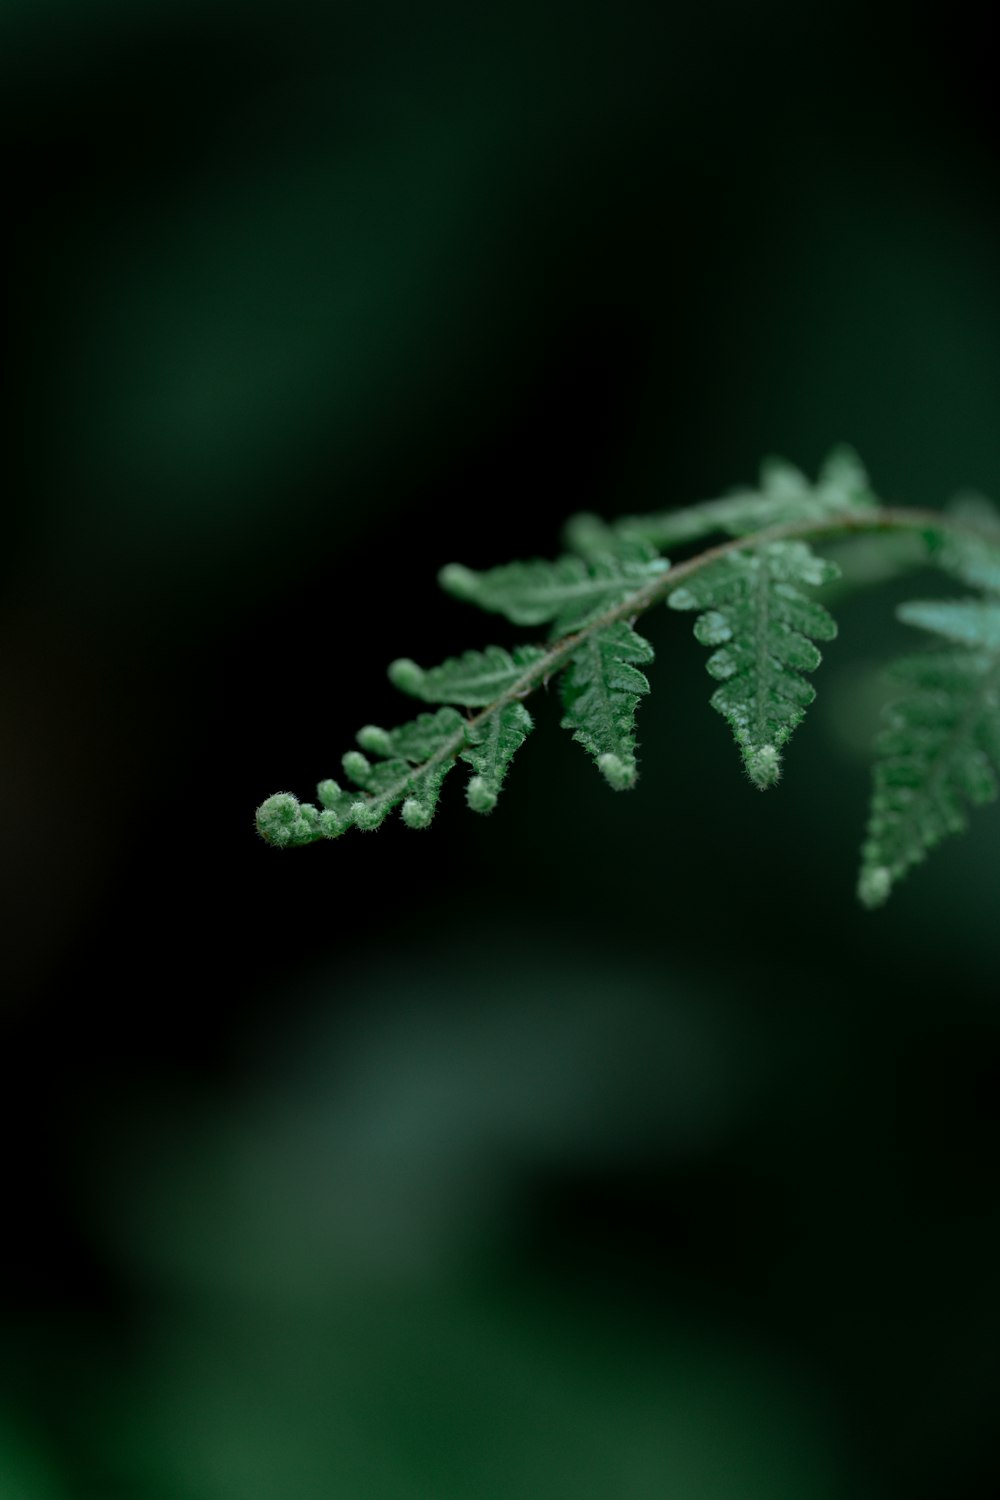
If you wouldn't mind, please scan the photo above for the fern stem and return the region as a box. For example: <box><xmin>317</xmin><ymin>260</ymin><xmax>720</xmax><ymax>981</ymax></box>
<box><xmin>452</xmin><ymin>507</ymin><xmax>951</xmax><ymax>739</ymax></box>
<box><xmin>261</xmin><ymin>504</ymin><xmax>974</xmax><ymax>844</ymax></box>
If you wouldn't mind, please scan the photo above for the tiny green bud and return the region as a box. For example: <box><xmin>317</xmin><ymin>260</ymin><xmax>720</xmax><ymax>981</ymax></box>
<box><xmin>316</xmin><ymin>778</ymin><xmax>342</xmax><ymax>809</ymax></box>
<box><xmin>858</xmin><ymin>865</ymin><xmax>891</xmax><ymax>909</ymax></box>
<box><xmin>597</xmin><ymin>753</ymin><xmax>636</xmax><ymax>791</ymax></box>
<box><xmin>466</xmin><ymin>775</ymin><xmax>497</xmax><ymax>814</ymax></box>
<box><xmin>401</xmin><ymin>797</ymin><xmax>433</xmax><ymax>829</ymax></box>
<box><xmin>342</xmin><ymin>750</ymin><xmax>372</xmax><ymax>787</ymax></box>
<box><xmin>387</xmin><ymin>658</ymin><xmax>425</xmax><ymax>696</ymax></box>
<box><xmin>438</xmin><ymin>563</ymin><xmax>478</xmax><ymax>600</ymax></box>
<box><xmin>667</xmin><ymin>587</ymin><xmax>698</xmax><ymax>610</ymax></box>
<box><xmin>255</xmin><ymin>792</ymin><xmax>301</xmax><ymax>847</ymax></box>
<box><xmin>351</xmin><ymin>799</ymin><xmax>383</xmax><ymax>831</ymax></box>
<box><xmin>356</xmin><ymin>724</ymin><xmax>395</xmax><ymax>757</ymax></box>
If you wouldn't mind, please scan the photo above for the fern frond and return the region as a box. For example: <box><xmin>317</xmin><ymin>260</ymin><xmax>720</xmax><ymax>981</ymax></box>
<box><xmin>560</xmin><ymin>623</ymin><xmax>654</xmax><ymax>789</ymax></box>
<box><xmin>896</xmin><ymin>598</ymin><xmax>1000</xmax><ymax>649</ymax></box>
<box><xmin>460</xmin><ymin>703</ymin><xmax>533</xmax><ymax>812</ymax></box>
<box><xmin>439</xmin><ymin>554</ymin><xmax>669</xmax><ymax>634</ymax></box>
<box><xmin>667</xmin><ymin>540</ymin><xmax>839</xmax><ymax>787</ymax></box>
<box><xmin>388</xmin><ymin>645</ymin><xmax>545</xmax><ymax>705</ymax></box>
<box><xmin>259</xmin><ymin>449</ymin><xmax>1000</xmax><ymax>906</ymax></box>
<box><xmin>569</xmin><ymin>446</ymin><xmax>876</xmax><ymax>558</ymax></box>
<box><xmin>934</xmin><ymin>494</ymin><xmax>1000</xmax><ymax>595</ymax></box>
<box><xmin>858</xmin><ymin>599</ymin><xmax>1000</xmax><ymax>906</ymax></box>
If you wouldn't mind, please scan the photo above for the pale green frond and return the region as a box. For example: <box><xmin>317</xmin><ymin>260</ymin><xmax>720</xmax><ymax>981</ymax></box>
<box><xmin>858</xmin><ymin>645</ymin><xmax>1000</xmax><ymax>907</ymax></box>
<box><xmin>668</xmin><ymin>540</ymin><xmax>839</xmax><ymax>788</ymax></box>
<box><xmin>438</xmin><ymin>554</ymin><xmax>669</xmax><ymax>634</ymax></box>
<box><xmin>459</xmin><ymin>703</ymin><xmax>533</xmax><ymax>812</ymax></box>
<box><xmin>561</xmin><ymin>512</ymin><xmax>663</xmax><ymax>565</ymax></box>
<box><xmin>388</xmin><ymin>645</ymin><xmax>545</xmax><ymax>705</ymax></box>
<box><xmin>935</xmin><ymin>493</ymin><xmax>1000</xmax><ymax>595</ymax></box>
<box><xmin>897</xmin><ymin>598</ymin><xmax>1000</xmax><ymax>650</ymax></box>
<box><xmin>560</xmin><ymin>623</ymin><xmax>654</xmax><ymax>790</ymax></box>
<box><xmin>614</xmin><ymin>446</ymin><xmax>877</xmax><ymax>553</ymax></box>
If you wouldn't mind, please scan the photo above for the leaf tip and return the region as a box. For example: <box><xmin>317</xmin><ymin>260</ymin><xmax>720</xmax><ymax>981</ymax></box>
<box><xmin>597</xmin><ymin>752</ymin><xmax>636</xmax><ymax>791</ymax></box>
<box><xmin>342</xmin><ymin>750</ymin><xmax>371</xmax><ymax>785</ymax></box>
<box><xmin>388</xmin><ymin>657</ymin><xmax>425</xmax><ymax>695</ymax></box>
<box><xmin>466</xmin><ymin>774</ymin><xmax>497</xmax><ymax>813</ymax></box>
<box><xmin>438</xmin><ymin>563</ymin><xmax>478</xmax><ymax>600</ymax></box>
<box><xmin>351</xmin><ymin>799</ymin><xmax>382</xmax><ymax>831</ymax></box>
<box><xmin>746</xmin><ymin>743</ymin><xmax>782</xmax><ymax>789</ymax></box>
<box><xmin>858</xmin><ymin>864</ymin><xmax>892</xmax><ymax>909</ymax></box>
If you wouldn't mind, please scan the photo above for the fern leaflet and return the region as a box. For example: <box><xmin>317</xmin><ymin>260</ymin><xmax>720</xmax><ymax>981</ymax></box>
<box><xmin>389</xmin><ymin>645</ymin><xmax>545</xmax><ymax>705</ymax></box>
<box><xmin>560</xmin><ymin>623</ymin><xmax>654</xmax><ymax>789</ymax></box>
<box><xmin>858</xmin><ymin>598</ymin><xmax>1000</xmax><ymax>907</ymax></box>
<box><xmin>439</xmin><ymin>554</ymin><xmax>668</xmax><ymax>633</ymax></box>
<box><xmin>667</xmin><ymin>540</ymin><xmax>839</xmax><ymax>787</ymax></box>
<box><xmin>460</xmin><ymin>703</ymin><xmax>533</xmax><ymax>812</ymax></box>
<box><xmin>566</xmin><ymin>446</ymin><xmax>875</xmax><ymax>560</ymax></box>
<box><xmin>933</xmin><ymin>494</ymin><xmax>1000</xmax><ymax>596</ymax></box>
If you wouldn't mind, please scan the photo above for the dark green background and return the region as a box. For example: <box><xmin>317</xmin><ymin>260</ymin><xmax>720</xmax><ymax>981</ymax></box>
<box><xmin>3</xmin><ymin>2</ymin><xmax>999</xmax><ymax>1496</ymax></box>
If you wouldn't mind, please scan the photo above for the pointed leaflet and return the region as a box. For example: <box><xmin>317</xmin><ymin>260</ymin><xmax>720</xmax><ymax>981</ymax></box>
<box><xmin>439</xmin><ymin>554</ymin><xmax>669</xmax><ymax>634</ymax></box>
<box><xmin>858</xmin><ymin>598</ymin><xmax>1000</xmax><ymax>906</ymax></box>
<box><xmin>934</xmin><ymin>494</ymin><xmax>1000</xmax><ymax>596</ymax></box>
<box><xmin>459</xmin><ymin>703</ymin><xmax>533</xmax><ymax>812</ymax></box>
<box><xmin>560</xmin><ymin>622</ymin><xmax>654</xmax><ymax>790</ymax></box>
<box><xmin>388</xmin><ymin>645</ymin><xmax>545</xmax><ymax>706</ymax></box>
<box><xmin>668</xmin><ymin>540</ymin><xmax>839</xmax><ymax>787</ymax></box>
<box><xmin>580</xmin><ymin>446</ymin><xmax>877</xmax><ymax>556</ymax></box>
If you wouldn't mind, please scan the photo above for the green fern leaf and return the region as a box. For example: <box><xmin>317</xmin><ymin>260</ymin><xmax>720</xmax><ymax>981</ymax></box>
<box><xmin>560</xmin><ymin>622</ymin><xmax>654</xmax><ymax>790</ymax></box>
<box><xmin>934</xmin><ymin>494</ymin><xmax>1000</xmax><ymax>595</ymax></box>
<box><xmin>593</xmin><ymin>446</ymin><xmax>876</xmax><ymax>554</ymax></box>
<box><xmin>896</xmin><ymin>598</ymin><xmax>1000</xmax><ymax>649</ymax></box>
<box><xmin>459</xmin><ymin>703</ymin><xmax>533</xmax><ymax>812</ymax></box>
<box><xmin>438</xmin><ymin>554</ymin><xmax>668</xmax><ymax>634</ymax></box>
<box><xmin>560</xmin><ymin>512</ymin><xmax>663</xmax><ymax>565</ymax></box>
<box><xmin>668</xmin><ymin>540</ymin><xmax>839</xmax><ymax>787</ymax></box>
<box><xmin>858</xmin><ymin>599</ymin><xmax>1000</xmax><ymax>906</ymax></box>
<box><xmin>388</xmin><ymin>645</ymin><xmax>545</xmax><ymax>705</ymax></box>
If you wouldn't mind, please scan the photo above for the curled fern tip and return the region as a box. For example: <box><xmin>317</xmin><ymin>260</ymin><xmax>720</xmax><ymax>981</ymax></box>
<box><xmin>746</xmin><ymin>744</ymin><xmax>782</xmax><ymax>789</ymax></box>
<box><xmin>597</xmin><ymin>752</ymin><xmax>636</xmax><ymax>791</ymax></box>
<box><xmin>858</xmin><ymin>865</ymin><xmax>892</xmax><ymax>909</ymax></box>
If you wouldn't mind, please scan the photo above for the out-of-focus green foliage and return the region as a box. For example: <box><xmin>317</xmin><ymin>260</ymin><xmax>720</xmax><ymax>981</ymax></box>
<box><xmin>860</xmin><ymin>599</ymin><xmax>1000</xmax><ymax>905</ymax></box>
<box><xmin>6</xmin><ymin>1</ymin><xmax>1000</xmax><ymax>1497</ymax></box>
<box><xmin>72</xmin><ymin>942</ymin><xmax>861</xmax><ymax>1500</ymax></box>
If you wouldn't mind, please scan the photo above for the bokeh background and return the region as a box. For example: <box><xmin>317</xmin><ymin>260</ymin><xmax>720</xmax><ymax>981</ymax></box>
<box><xmin>4</xmin><ymin>2</ymin><xmax>1000</xmax><ymax>1496</ymax></box>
